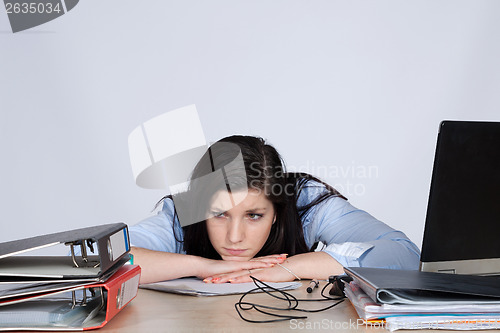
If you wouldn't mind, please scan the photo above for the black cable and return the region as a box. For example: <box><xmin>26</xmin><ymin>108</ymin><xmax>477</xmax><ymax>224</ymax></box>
<box><xmin>234</xmin><ymin>276</ymin><xmax>345</xmax><ymax>323</ymax></box>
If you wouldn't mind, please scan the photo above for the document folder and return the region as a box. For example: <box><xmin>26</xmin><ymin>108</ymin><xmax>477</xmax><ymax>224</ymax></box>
<box><xmin>0</xmin><ymin>264</ymin><xmax>141</xmax><ymax>331</ymax></box>
<box><xmin>0</xmin><ymin>266</ymin><xmax>120</xmax><ymax>302</ymax></box>
<box><xmin>344</xmin><ymin>267</ymin><xmax>500</xmax><ymax>305</ymax></box>
<box><xmin>0</xmin><ymin>223</ymin><xmax>130</xmax><ymax>279</ymax></box>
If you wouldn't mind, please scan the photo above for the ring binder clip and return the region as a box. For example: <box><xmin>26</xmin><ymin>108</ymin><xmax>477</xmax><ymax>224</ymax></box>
<box><xmin>81</xmin><ymin>241</ymin><xmax>89</xmax><ymax>264</ymax></box>
<box><xmin>66</xmin><ymin>241</ymin><xmax>90</xmax><ymax>267</ymax></box>
<box><xmin>99</xmin><ymin>287</ymin><xmax>105</xmax><ymax>312</ymax></box>
<box><xmin>82</xmin><ymin>288</ymin><xmax>88</xmax><ymax>306</ymax></box>
<box><xmin>71</xmin><ymin>287</ymin><xmax>93</xmax><ymax>309</ymax></box>
<box><xmin>68</xmin><ymin>242</ymin><xmax>81</xmax><ymax>268</ymax></box>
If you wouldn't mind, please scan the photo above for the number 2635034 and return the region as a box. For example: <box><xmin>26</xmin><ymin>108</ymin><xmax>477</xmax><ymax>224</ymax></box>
<box><xmin>5</xmin><ymin>2</ymin><xmax>62</xmax><ymax>14</ymax></box>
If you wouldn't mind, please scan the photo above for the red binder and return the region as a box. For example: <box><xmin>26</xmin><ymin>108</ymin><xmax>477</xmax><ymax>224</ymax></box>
<box><xmin>0</xmin><ymin>265</ymin><xmax>141</xmax><ymax>331</ymax></box>
<box><xmin>83</xmin><ymin>264</ymin><xmax>141</xmax><ymax>330</ymax></box>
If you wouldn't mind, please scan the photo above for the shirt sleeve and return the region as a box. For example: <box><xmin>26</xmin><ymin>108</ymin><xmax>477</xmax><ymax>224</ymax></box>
<box><xmin>128</xmin><ymin>199</ymin><xmax>185</xmax><ymax>254</ymax></box>
<box><xmin>300</xmin><ymin>184</ymin><xmax>421</xmax><ymax>270</ymax></box>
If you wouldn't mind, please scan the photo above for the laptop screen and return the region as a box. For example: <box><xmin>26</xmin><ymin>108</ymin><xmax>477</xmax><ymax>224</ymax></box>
<box><xmin>420</xmin><ymin>121</ymin><xmax>500</xmax><ymax>274</ymax></box>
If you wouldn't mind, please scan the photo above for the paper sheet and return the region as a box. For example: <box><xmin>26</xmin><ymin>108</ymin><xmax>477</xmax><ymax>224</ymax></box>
<box><xmin>140</xmin><ymin>278</ymin><xmax>302</xmax><ymax>296</ymax></box>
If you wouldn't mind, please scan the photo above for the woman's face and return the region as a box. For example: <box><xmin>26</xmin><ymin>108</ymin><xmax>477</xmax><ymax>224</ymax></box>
<box><xmin>206</xmin><ymin>189</ymin><xmax>275</xmax><ymax>261</ymax></box>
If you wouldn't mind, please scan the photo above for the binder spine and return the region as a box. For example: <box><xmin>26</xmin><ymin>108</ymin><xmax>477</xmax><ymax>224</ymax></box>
<box><xmin>97</xmin><ymin>226</ymin><xmax>130</xmax><ymax>274</ymax></box>
<box><xmin>83</xmin><ymin>265</ymin><xmax>141</xmax><ymax>330</ymax></box>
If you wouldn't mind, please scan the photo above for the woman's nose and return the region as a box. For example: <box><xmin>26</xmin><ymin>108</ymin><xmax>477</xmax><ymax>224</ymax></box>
<box><xmin>227</xmin><ymin>219</ymin><xmax>245</xmax><ymax>244</ymax></box>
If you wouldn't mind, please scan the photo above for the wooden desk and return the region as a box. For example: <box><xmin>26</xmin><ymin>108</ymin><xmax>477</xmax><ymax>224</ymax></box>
<box><xmin>99</xmin><ymin>282</ymin><xmax>384</xmax><ymax>332</ymax></box>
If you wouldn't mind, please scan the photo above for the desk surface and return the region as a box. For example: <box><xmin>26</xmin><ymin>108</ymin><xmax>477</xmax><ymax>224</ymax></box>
<box><xmin>99</xmin><ymin>281</ymin><xmax>458</xmax><ymax>332</ymax></box>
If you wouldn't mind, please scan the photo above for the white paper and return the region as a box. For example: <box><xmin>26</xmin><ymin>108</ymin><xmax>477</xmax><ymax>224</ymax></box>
<box><xmin>324</xmin><ymin>242</ymin><xmax>374</xmax><ymax>260</ymax></box>
<box><xmin>140</xmin><ymin>278</ymin><xmax>302</xmax><ymax>296</ymax></box>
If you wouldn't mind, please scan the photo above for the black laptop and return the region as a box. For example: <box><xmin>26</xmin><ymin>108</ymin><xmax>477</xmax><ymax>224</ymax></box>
<box><xmin>420</xmin><ymin>120</ymin><xmax>500</xmax><ymax>275</ymax></box>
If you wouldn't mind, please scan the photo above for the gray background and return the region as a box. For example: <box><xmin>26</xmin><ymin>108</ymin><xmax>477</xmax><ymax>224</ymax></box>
<box><xmin>1</xmin><ymin>1</ymin><xmax>499</xmax><ymax>251</ymax></box>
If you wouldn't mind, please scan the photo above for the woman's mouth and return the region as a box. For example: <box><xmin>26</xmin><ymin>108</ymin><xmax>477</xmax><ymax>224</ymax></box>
<box><xmin>224</xmin><ymin>248</ymin><xmax>247</xmax><ymax>256</ymax></box>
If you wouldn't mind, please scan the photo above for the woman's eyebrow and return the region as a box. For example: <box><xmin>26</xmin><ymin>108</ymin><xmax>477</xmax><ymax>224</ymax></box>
<box><xmin>210</xmin><ymin>207</ymin><xmax>267</xmax><ymax>213</ymax></box>
<box><xmin>245</xmin><ymin>208</ymin><xmax>267</xmax><ymax>213</ymax></box>
<box><xmin>210</xmin><ymin>207</ymin><xmax>226</xmax><ymax>212</ymax></box>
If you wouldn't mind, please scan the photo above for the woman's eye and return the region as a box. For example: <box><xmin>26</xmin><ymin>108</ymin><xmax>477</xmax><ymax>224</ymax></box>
<box><xmin>247</xmin><ymin>213</ymin><xmax>263</xmax><ymax>221</ymax></box>
<box><xmin>211</xmin><ymin>211</ymin><xmax>226</xmax><ymax>218</ymax></box>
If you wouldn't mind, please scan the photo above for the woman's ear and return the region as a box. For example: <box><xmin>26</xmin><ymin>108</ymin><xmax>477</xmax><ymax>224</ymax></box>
<box><xmin>272</xmin><ymin>215</ymin><xmax>277</xmax><ymax>224</ymax></box>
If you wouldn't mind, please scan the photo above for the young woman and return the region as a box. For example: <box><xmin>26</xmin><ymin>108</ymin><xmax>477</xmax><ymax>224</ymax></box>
<box><xmin>129</xmin><ymin>136</ymin><xmax>420</xmax><ymax>284</ymax></box>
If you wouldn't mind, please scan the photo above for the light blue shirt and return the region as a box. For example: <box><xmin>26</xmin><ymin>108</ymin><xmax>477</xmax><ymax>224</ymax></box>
<box><xmin>129</xmin><ymin>181</ymin><xmax>420</xmax><ymax>270</ymax></box>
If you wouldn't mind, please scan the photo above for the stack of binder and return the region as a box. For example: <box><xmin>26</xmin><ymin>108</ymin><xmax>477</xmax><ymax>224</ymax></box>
<box><xmin>0</xmin><ymin>223</ymin><xmax>141</xmax><ymax>331</ymax></box>
<box><xmin>343</xmin><ymin>267</ymin><xmax>500</xmax><ymax>331</ymax></box>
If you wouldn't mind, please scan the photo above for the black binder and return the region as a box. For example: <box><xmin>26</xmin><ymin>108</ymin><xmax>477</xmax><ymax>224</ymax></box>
<box><xmin>344</xmin><ymin>267</ymin><xmax>500</xmax><ymax>305</ymax></box>
<box><xmin>0</xmin><ymin>223</ymin><xmax>130</xmax><ymax>279</ymax></box>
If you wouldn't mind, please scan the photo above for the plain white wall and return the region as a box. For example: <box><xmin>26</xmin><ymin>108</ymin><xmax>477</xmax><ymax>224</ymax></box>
<box><xmin>1</xmin><ymin>1</ymin><xmax>499</xmax><ymax>251</ymax></box>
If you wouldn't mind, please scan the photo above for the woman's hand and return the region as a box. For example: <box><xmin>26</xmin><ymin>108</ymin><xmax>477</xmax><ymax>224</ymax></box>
<box><xmin>204</xmin><ymin>264</ymin><xmax>295</xmax><ymax>284</ymax></box>
<box><xmin>249</xmin><ymin>253</ymin><xmax>287</xmax><ymax>264</ymax></box>
<box><xmin>201</xmin><ymin>254</ymin><xmax>288</xmax><ymax>283</ymax></box>
<box><xmin>196</xmin><ymin>255</ymin><xmax>285</xmax><ymax>281</ymax></box>
<box><xmin>205</xmin><ymin>252</ymin><xmax>345</xmax><ymax>283</ymax></box>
